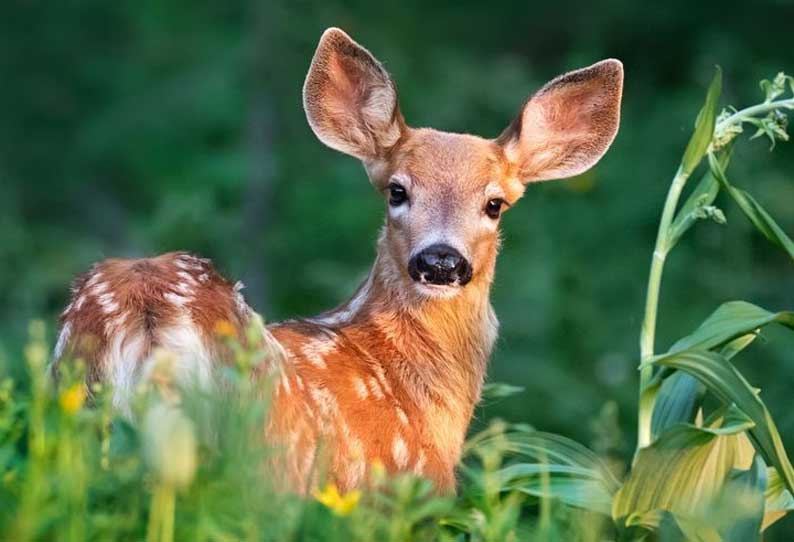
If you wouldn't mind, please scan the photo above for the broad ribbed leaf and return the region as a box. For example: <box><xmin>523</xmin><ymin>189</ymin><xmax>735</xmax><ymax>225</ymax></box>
<box><xmin>669</xmin><ymin>301</ymin><xmax>794</xmax><ymax>354</ymax></box>
<box><xmin>709</xmin><ymin>152</ymin><xmax>794</xmax><ymax>260</ymax></box>
<box><xmin>614</xmin><ymin>411</ymin><xmax>754</xmax><ymax>525</ymax></box>
<box><xmin>651</xmin><ymin>372</ymin><xmax>706</xmax><ymax>440</ymax></box>
<box><xmin>681</xmin><ymin>67</ymin><xmax>722</xmax><ymax>176</ymax></box>
<box><xmin>764</xmin><ymin>468</ymin><xmax>794</xmax><ymax>530</ymax></box>
<box><xmin>720</xmin><ymin>455</ymin><xmax>766</xmax><ymax>542</ymax></box>
<box><xmin>502</xmin><ymin>472</ymin><xmax>614</xmax><ymax>515</ymax></box>
<box><xmin>644</xmin><ymin>349</ymin><xmax>794</xmax><ymax>495</ymax></box>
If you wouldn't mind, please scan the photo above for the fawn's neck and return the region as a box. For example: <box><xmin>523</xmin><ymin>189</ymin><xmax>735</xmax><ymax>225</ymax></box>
<box><xmin>314</xmin><ymin>237</ymin><xmax>499</xmax><ymax>412</ymax></box>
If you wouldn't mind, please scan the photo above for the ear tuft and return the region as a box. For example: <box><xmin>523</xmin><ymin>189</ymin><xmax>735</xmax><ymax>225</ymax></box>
<box><xmin>303</xmin><ymin>27</ymin><xmax>405</xmax><ymax>161</ymax></box>
<box><xmin>498</xmin><ymin>58</ymin><xmax>624</xmax><ymax>183</ymax></box>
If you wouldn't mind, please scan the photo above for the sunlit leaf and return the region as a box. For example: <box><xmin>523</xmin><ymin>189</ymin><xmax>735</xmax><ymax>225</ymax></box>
<box><xmin>763</xmin><ymin>467</ymin><xmax>794</xmax><ymax>530</ymax></box>
<box><xmin>681</xmin><ymin>67</ymin><xmax>722</xmax><ymax>176</ymax></box>
<box><xmin>644</xmin><ymin>349</ymin><xmax>794</xmax><ymax>495</ymax></box>
<box><xmin>614</xmin><ymin>411</ymin><xmax>755</xmax><ymax>526</ymax></box>
<box><xmin>669</xmin><ymin>301</ymin><xmax>794</xmax><ymax>354</ymax></box>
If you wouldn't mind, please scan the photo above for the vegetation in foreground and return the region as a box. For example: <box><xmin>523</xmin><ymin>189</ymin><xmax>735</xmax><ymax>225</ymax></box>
<box><xmin>1</xmin><ymin>70</ymin><xmax>794</xmax><ymax>542</ymax></box>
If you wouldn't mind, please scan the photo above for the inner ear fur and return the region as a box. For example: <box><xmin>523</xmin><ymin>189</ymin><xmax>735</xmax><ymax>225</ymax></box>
<box><xmin>497</xmin><ymin>59</ymin><xmax>624</xmax><ymax>183</ymax></box>
<box><xmin>303</xmin><ymin>28</ymin><xmax>406</xmax><ymax>161</ymax></box>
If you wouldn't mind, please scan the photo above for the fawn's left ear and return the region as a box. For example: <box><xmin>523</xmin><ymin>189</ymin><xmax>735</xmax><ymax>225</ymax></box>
<box><xmin>498</xmin><ymin>59</ymin><xmax>623</xmax><ymax>183</ymax></box>
<box><xmin>303</xmin><ymin>27</ymin><xmax>405</xmax><ymax>162</ymax></box>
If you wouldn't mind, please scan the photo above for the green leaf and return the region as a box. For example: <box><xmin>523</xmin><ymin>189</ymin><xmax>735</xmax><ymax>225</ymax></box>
<box><xmin>614</xmin><ymin>412</ymin><xmax>755</xmax><ymax>526</ymax></box>
<box><xmin>643</xmin><ymin>349</ymin><xmax>794</xmax><ymax>496</ymax></box>
<box><xmin>720</xmin><ymin>455</ymin><xmax>766</xmax><ymax>542</ymax></box>
<box><xmin>681</xmin><ymin>67</ymin><xmax>722</xmax><ymax>176</ymax></box>
<box><xmin>668</xmin><ymin>150</ymin><xmax>731</xmax><ymax>248</ymax></box>
<box><xmin>709</xmin><ymin>152</ymin><xmax>794</xmax><ymax>260</ymax></box>
<box><xmin>651</xmin><ymin>372</ymin><xmax>705</xmax><ymax>440</ymax></box>
<box><xmin>481</xmin><ymin>382</ymin><xmax>525</xmax><ymax>400</ymax></box>
<box><xmin>668</xmin><ymin>301</ymin><xmax>794</xmax><ymax>355</ymax></box>
<box><xmin>763</xmin><ymin>467</ymin><xmax>794</xmax><ymax>530</ymax></box>
<box><xmin>508</xmin><ymin>475</ymin><xmax>614</xmax><ymax>515</ymax></box>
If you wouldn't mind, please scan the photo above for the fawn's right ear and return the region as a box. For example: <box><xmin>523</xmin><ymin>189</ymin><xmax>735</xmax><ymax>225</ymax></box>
<box><xmin>303</xmin><ymin>28</ymin><xmax>405</xmax><ymax>162</ymax></box>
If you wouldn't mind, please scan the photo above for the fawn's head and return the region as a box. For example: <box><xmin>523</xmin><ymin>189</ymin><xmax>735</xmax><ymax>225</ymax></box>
<box><xmin>304</xmin><ymin>28</ymin><xmax>623</xmax><ymax>299</ymax></box>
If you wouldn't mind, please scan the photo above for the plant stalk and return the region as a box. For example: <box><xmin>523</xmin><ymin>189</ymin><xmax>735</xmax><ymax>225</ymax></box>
<box><xmin>635</xmin><ymin>96</ymin><xmax>794</xmax><ymax>451</ymax></box>
<box><xmin>637</xmin><ymin>166</ymin><xmax>690</xmax><ymax>449</ymax></box>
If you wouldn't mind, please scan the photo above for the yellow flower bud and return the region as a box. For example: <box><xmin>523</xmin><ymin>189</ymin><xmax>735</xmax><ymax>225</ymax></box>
<box><xmin>312</xmin><ymin>483</ymin><xmax>361</xmax><ymax>516</ymax></box>
<box><xmin>59</xmin><ymin>384</ymin><xmax>86</xmax><ymax>415</ymax></box>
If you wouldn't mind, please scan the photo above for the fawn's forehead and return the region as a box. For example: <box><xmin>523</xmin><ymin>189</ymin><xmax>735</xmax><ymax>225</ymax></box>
<box><xmin>388</xmin><ymin>129</ymin><xmax>514</xmax><ymax>193</ymax></box>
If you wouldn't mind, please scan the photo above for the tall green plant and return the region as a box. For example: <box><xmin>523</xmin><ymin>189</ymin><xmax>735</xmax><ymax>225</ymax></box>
<box><xmin>493</xmin><ymin>69</ymin><xmax>794</xmax><ymax>541</ymax></box>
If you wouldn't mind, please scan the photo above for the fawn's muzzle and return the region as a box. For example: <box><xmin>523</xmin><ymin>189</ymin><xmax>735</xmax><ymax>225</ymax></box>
<box><xmin>409</xmin><ymin>244</ymin><xmax>472</xmax><ymax>286</ymax></box>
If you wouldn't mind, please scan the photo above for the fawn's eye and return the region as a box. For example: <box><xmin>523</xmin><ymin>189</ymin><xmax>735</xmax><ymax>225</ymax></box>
<box><xmin>388</xmin><ymin>183</ymin><xmax>408</xmax><ymax>206</ymax></box>
<box><xmin>485</xmin><ymin>198</ymin><xmax>506</xmax><ymax>219</ymax></box>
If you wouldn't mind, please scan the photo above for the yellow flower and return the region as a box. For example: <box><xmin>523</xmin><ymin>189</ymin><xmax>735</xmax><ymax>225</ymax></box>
<box><xmin>59</xmin><ymin>384</ymin><xmax>86</xmax><ymax>414</ymax></box>
<box><xmin>313</xmin><ymin>483</ymin><xmax>361</xmax><ymax>516</ymax></box>
<box><xmin>213</xmin><ymin>319</ymin><xmax>237</xmax><ymax>339</ymax></box>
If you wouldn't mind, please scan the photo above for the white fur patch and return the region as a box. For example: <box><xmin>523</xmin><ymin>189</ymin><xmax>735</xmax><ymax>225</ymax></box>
<box><xmin>309</xmin><ymin>273</ymin><xmax>373</xmax><ymax>326</ymax></box>
<box><xmin>300</xmin><ymin>336</ymin><xmax>336</xmax><ymax>369</ymax></box>
<box><xmin>97</xmin><ymin>292</ymin><xmax>119</xmax><ymax>314</ymax></box>
<box><xmin>74</xmin><ymin>294</ymin><xmax>86</xmax><ymax>311</ymax></box>
<box><xmin>392</xmin><ymin>435</ymin><xmax>409</xmax><ymax>469</ymax></box>
<box><xmin>52</xmin><ymin>321</ymin><xmax>71</xmax><ymax>361</ymax></box>
<box><xmin>352</xmin><ymin>376</ymin><xmax>369</xmax><ymax>400</ymax></box>
<box><xmin>105</xmin><ymin>329</ymin><xmax>148</xmax><ymax>413</ymax></box>
<box><xmin>164</xmin><ymin>292</ymin><xmax>191</xmax><ymax>307</ymax></box>
<box><xmin>154</xmin><ymin>313</ymin><xmax>214</xmax><ymax>391</ymax></box>
<box><xmin>367</xmin><ymin>376</ymin><xmax>385</xmax><ymax>400</ymax></box>
<box><xmin>413</xmin><ymin>449</ymin><xmax>427</xmax><ymax>475</ymax></box>
<box><xmin>396</xmin><ymin>407</ymin><xmax>409</xmax><ymax>426</ymax></box>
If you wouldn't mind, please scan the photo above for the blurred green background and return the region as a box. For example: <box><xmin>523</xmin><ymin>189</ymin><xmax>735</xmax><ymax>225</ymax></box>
<box><xmin>2</xmin><ymin>0</ymin><xmax>794</xmax><ymax>470</ymax></box>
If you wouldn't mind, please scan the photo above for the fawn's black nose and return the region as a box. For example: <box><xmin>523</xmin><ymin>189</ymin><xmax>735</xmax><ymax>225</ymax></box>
<box><xmin>408</xmin><ymin>244</ymin><xmax>472</xmax><ymax>286</ymax></box>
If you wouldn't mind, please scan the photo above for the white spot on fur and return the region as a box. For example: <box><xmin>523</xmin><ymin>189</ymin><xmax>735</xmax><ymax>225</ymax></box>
<box><xmin>300</xmin><ymin>336</ymin><xmax>336</xmax><ymax>369</ymax></box>
<box><xmin>294</xmin><ymin>374</ymin><xmax>305</xmax><ymax>390</ymax></box>
<box><xmin>164</xmin><ymin>292</ymin><xmax>191</xmax><ymax>307</ymax></box>
<box><xmin>308</xmin><ymin>385</ymin><xmax>338</xmax><ymax>421</ymax></box>
<box><xmin>153</xmin><ymin>313</ymin><xmax>214</xmax><ymax>391</ymax></box>
<box><xmin>413</xmin><ymin>449</ymin><xmax>427</xmax><ymax>475</ymax></box>
<box><xmin>52</xmin><ymin>322</ymin><xmax>71</xmax><ymax>361</ymax></box>
<box><xmin>372</xmin><ymin>363</ymin><xmax>393</xmax><ymax>395</ymax></box>
<box><xmin>352</xmin><ymin>376</ymin><xmax>369</xmax><ymax>400</ymax></box>
<box><xmin>197</xmin><ymin>273</ymin><xmax>209</xmax><ymax>283</ymax></box>
<box><xmin>74</xmin><ymin>294</ymin><xmax>86</xmax><ymax>311</ymax></box>
<box><xmin>61</xmin><ymin>302</ymin><xmax>73</xmax><ymax>317</ymax></box>
<box><xmin>85</xmin><ymin>271</ymin><xmax>103</xmax><ymax>288</ymax></box>
<box><xmin>97</xmin><ymin>292</ymin><xmax>119</xmax><ymax>314</ymax></box>
<box><xmin>104</xmin><ymin>329</ymin><xmax>148</xmax><ymax>413</ymax></box>
<box><xmin>396</xmin><ymin>407</ymin><xmax>409</xmax><ymax>426</ymax></box>
<box><xmin>392</xmin><ymin>435</ymin><xmax>409</xmax><ymax>469</ymax></box>
<box><xmin>233</xmin><ymin>281</ymin><xmax>250</xmax><ymax>316</ymax></box>
<box><xmin>176</xmin><ymin>271</ymin><xmax>197</xmax><ymax>284</ymax></box>
<box><xmin>367</xmin><ymin>376</ymin><xmax>385</xmax><ymax>400</ymax></box>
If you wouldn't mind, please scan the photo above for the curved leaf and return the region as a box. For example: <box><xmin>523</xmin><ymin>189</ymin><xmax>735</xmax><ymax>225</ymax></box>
<box><xmin>709</xmin><ymin>152</ymin><xmax>794</xmax><ymax>260</ymax></box>
<box><xmin>651</xmin><ymin>371</ymin><xmax>706</xmax><ymax>440</ymax></box>
<box><xmin>644</xmin><ymin>349</ymin><xmax>794</xmax><ymax>496</ymax></box>
<box><xmin>669</xmin><ymin>301</ymin><xmax>794</xmax><ymax>354</ymax></box>
<box><xmin>681</xmin><ymin>67</ymin><xmax>722</xmax><ymax>176</ymax></box>
<box><xmin>614</xmin><ymin>413</ymin><xmax>755</xmax><ymax>525</ymax></box>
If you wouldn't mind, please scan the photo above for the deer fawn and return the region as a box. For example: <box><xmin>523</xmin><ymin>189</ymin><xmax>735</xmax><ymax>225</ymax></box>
<box><xmin>52</xmin><ymin>28</ymin><xmax>623</xmax><ymax>492</ymax></box>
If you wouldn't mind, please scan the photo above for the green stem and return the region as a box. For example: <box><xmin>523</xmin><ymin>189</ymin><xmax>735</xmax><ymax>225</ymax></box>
<box><xmin>635</xmin><ymin>95</ymin><xmax>794</xmax><ymax>452</ymax></box>
<box><xmin>716</xmin><ymin>98</ymin><xmax>794</xmax><ymax>132</ymax></box>
<box><xmin>637</xmin><ymin>166</ymin><xmax>690</xmax><ymax>449</ymax></box>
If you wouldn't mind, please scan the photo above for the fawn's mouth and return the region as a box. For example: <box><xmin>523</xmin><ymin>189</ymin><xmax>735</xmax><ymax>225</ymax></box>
<box><xmin>412</xmin><ymin>281</ymin><xmax>464</xmax><ymax>299</ymax></box>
